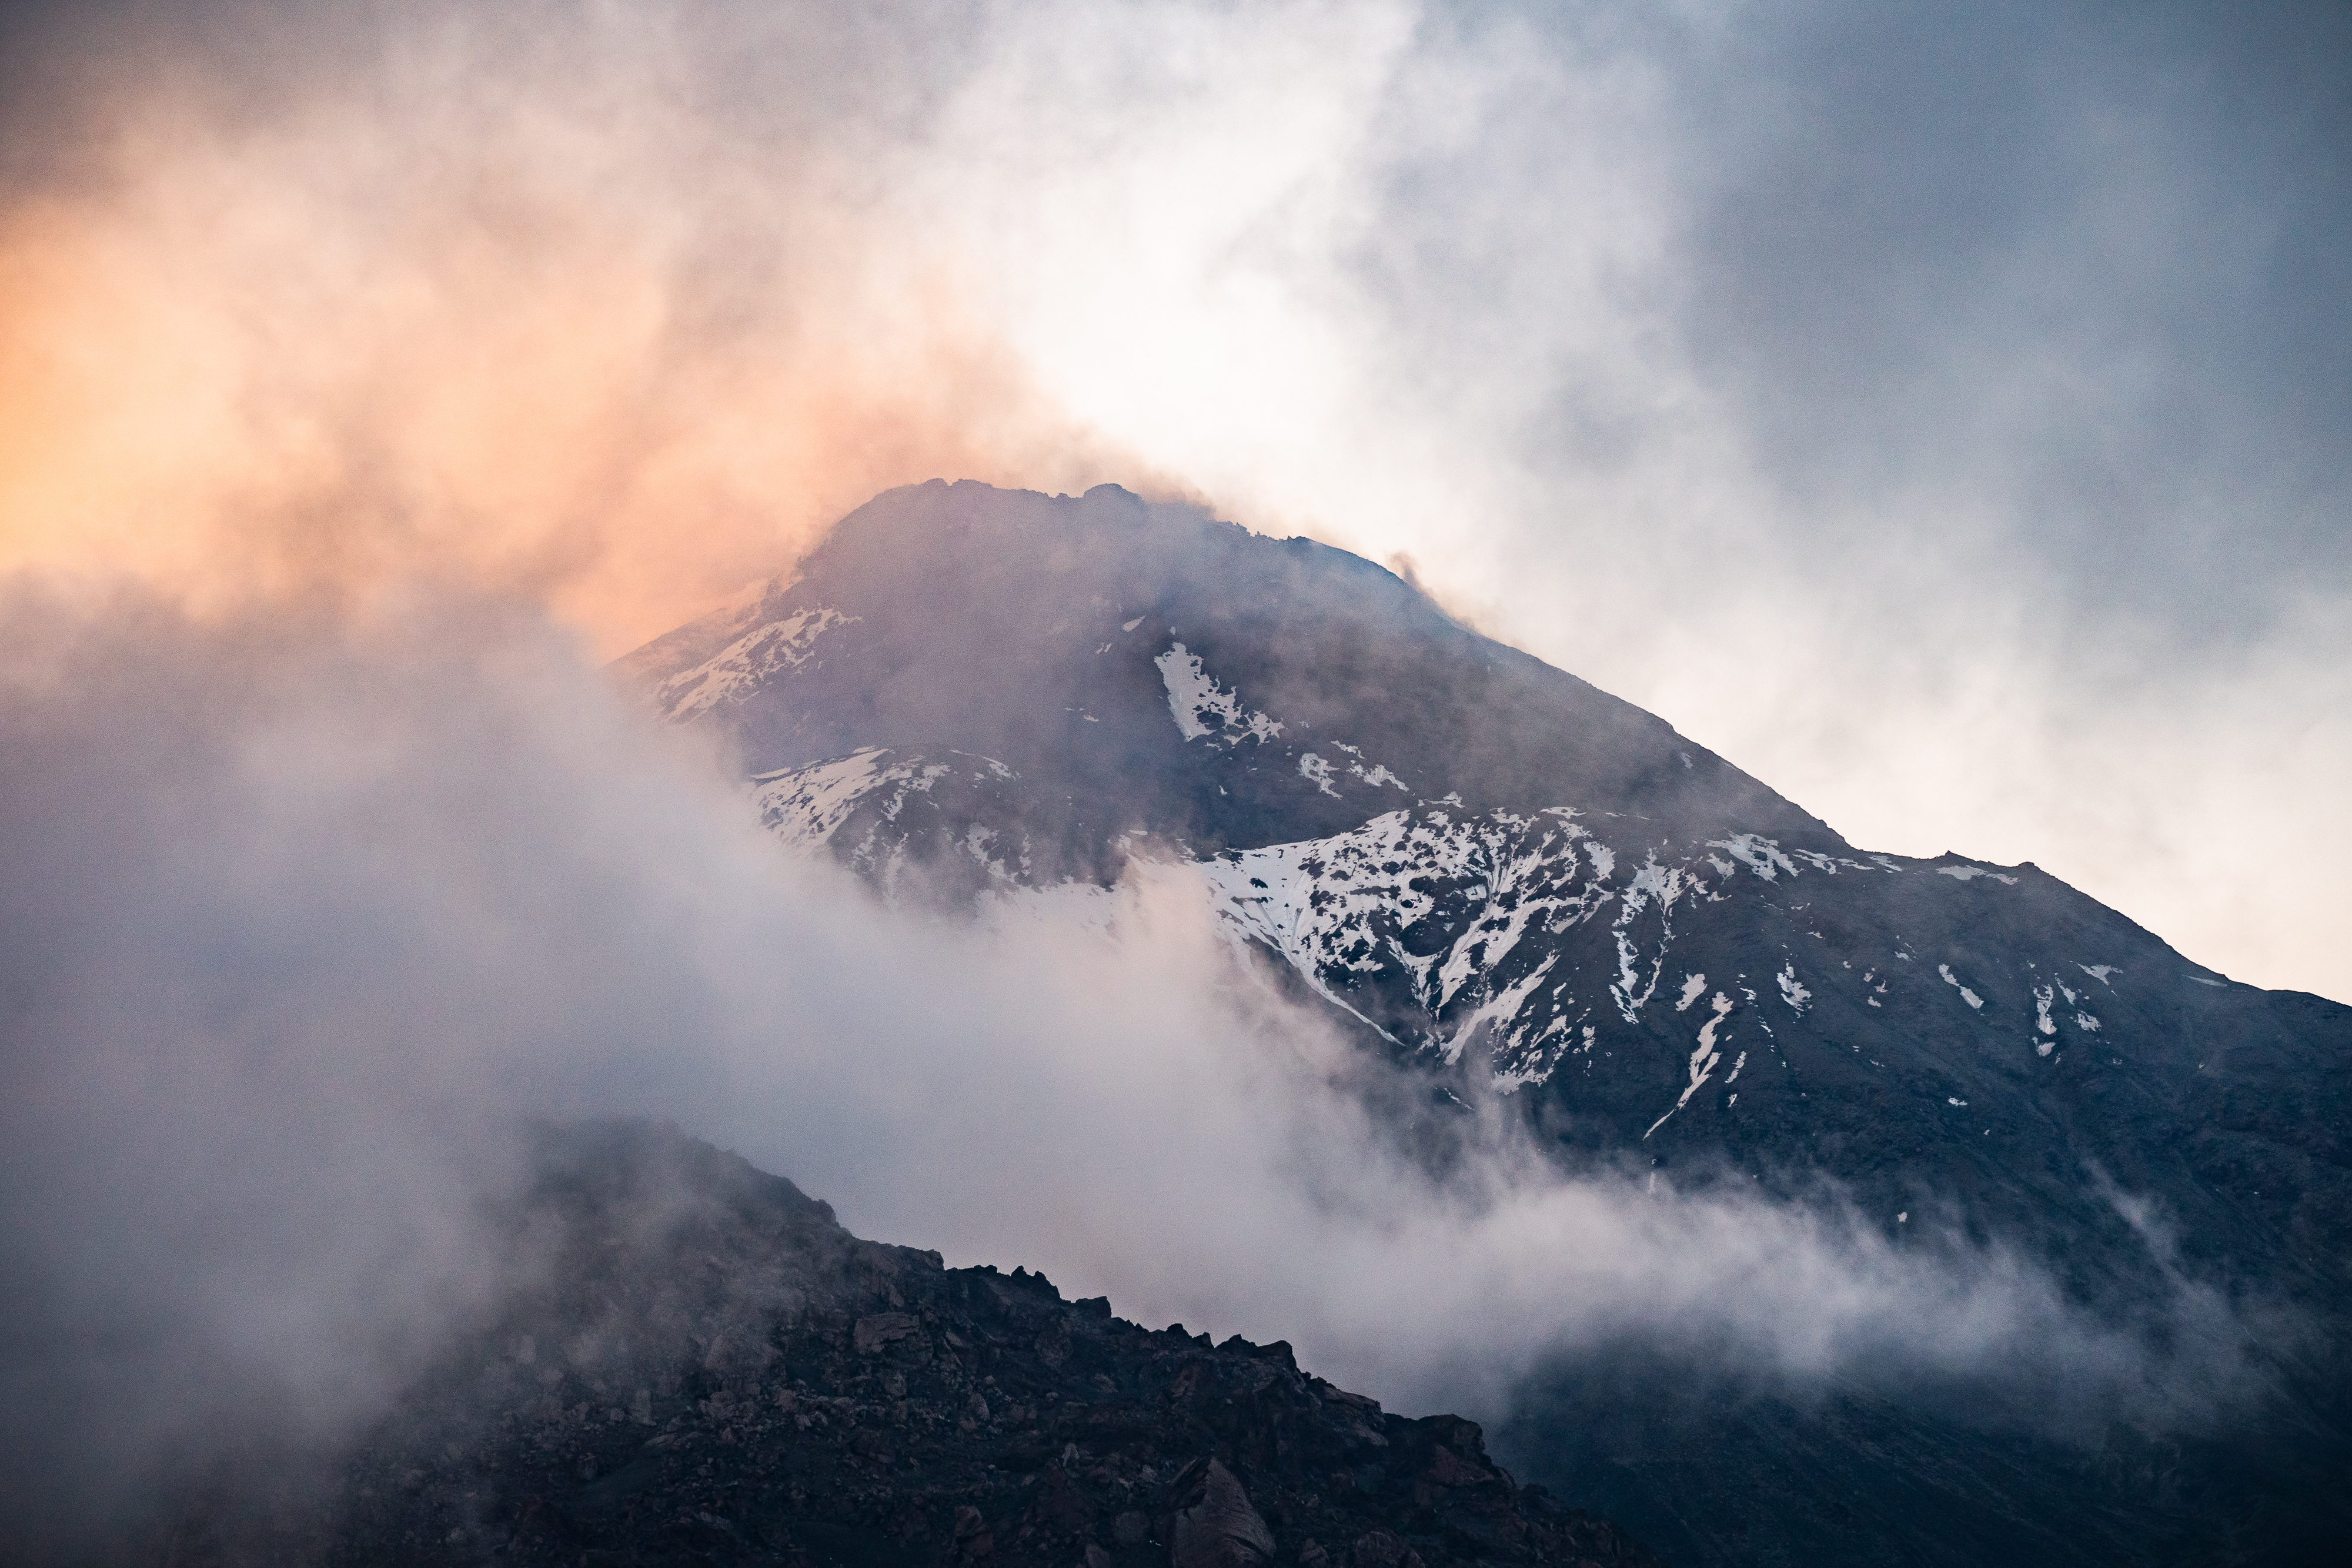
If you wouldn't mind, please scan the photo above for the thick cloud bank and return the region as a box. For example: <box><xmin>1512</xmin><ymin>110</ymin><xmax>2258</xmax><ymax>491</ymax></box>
<box><xmin>0</xmin><ymin>586</ymin><xmax>2274</xmax><ymax>1552</ymax></box>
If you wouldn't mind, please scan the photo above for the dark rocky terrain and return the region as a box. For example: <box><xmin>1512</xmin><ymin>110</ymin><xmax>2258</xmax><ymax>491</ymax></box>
<box><xmin>606</xmin><ymin>480</ymin><xmax>2352</xmax><ymax>1566</ymax></box>
<box><xmin>153</xmin><ymin>1122</ymin><xmax>1658</xmax><ymax>1568</ymax></box>
<box><xmin>616</xmin><ymin>480</ymin><xmax>2352</xmax><ymax>1317</ymax></box>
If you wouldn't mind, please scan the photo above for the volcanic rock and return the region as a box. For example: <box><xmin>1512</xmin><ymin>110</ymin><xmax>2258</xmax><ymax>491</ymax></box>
<box><xmin>152</xmin><ymin>1122</ymin><xmax>1660</xmax><ymax>1568</ymax></box>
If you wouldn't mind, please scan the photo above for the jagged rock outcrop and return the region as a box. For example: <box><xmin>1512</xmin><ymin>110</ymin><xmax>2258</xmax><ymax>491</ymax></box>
<box><xmin>1167</xmin><ymin>1457</ymin><xmax>1278</xmax><ymax>1568</ymax></box>
<box><xmin>155</xmin><ymin>1122</ymin><xmax>1660</xmax><ymax>1568</ymax></box>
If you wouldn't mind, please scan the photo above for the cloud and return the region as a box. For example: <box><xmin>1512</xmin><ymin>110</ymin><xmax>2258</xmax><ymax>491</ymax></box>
<box><xmin>0</xmin><ymin>1</ymin><xmax>1168</xmax><ymax>656</ymax></box>
<box><xmin>1</xmin><ymin>1</ymin><xmax>2342</xmax><ymax>998</ymax></box>
<box><xmin>0</xmin><ymin>12</ymin><xmax>2331</xmax><ymax>1559</ymax></box>
<box><xmin>0</xmin><ymin>583</ymin><xmax>2275</xmax><ymax>1553</ymax></box>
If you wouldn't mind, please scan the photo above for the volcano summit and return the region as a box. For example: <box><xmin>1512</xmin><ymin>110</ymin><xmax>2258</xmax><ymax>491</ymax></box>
<box><xmin>616</xmin><ymin>479</ymin><xmax>2352</xmax><ymax>1566</ymax></box>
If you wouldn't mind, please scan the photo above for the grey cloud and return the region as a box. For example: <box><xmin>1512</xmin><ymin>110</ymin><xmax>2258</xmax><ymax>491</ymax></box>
<box><xmin>0</xmin><ymin>586</ymin><xmax>2277</xmax><ymax>1550</ymax></box>
<box><xmin>0</xmin><ymin>2</ymin><xmax>2340</xmax><ymax>1525</ymax></box>
<box><xmin>1194</xmin><ymin>1</ymin><xmax>2351</xmax><ymax>998</ymax></box>
<box><xmin>0</xmin><ymin>0</ymin><xmax>2343</xmax><ymax>998</ymax></box>
<box><xmin>1333</xmin><ymin>2</ymin><xmax>2352</xmax><ymax>628</ymax></box>
<box><xmin>1671</xmin><ymin>2</ymin><xmax>2352</xmax><ymax>629</ymax></box>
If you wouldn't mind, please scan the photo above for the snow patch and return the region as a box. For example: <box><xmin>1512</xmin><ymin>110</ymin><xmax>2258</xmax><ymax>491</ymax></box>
<box><xmin>1646</xmin><ymin>992</ymin><xmax>1734</xmax><ymax>1139</ymax></box>
<box><xmin>1155</xmin><ymin>644</ymin><xmax>1283</xmax><ymax>745</ymax></box>
<box><xmin>750</xmin><ymin>747</ymin><xmax>893</xmax><ymax>850</ymax></box>
<box><xmin>1198</xmin><ymin>805</ymin><xmax>1622</xmax><ymax>1088</ymax></box>
<box><xmin>1776</xmin><ymin>962</ymin><xmax>1811</xmax><ymax>1014</ymax></box>
<box><xmin>1708</xmin><ymin>833</ymin><xmax>1798</xmax><ymax>881</ymax></box>
<box><xmin>1611</xmin><ymin>860</ymin><xmax>1688</xmax><ymax>1021</ymax></box>
<box><xmin>657</xmin><ymin>606</ymin><xmax>856</xmax><ymax>718</ymax></box>
<box><xmin>1937</xmin><ymin>864</ymin><xmax>2019</xmax><ymax>885</ymax></box>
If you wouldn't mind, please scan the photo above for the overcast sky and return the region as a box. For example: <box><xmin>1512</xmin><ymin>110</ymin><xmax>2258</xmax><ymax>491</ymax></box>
<box><xmin>1</xmin><ymin>0</ymin><xmax>2346</xmax><ymax>999</ymax></box>
<box><xmin>2</xmin><ymin>10</ymin><xmax>2339</xmax><ymax>1543</ymax></box>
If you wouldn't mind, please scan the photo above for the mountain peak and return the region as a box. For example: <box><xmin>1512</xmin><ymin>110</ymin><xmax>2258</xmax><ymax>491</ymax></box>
<box><xmin>606</xmin><ymin>481</ymin><xmax>2352</xmax><ymax>1565</ymax></box>
<box><xmin>617</xmin><ymin>479</ymin><xmax>1832</xmax><ymax>862</ymax></box>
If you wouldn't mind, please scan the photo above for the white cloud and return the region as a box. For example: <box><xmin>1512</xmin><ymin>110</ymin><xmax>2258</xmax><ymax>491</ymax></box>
<box><xmin>3</xmin><ymin>0</ymin><xmax>2342</xmax><ymax>998</ymax></box>
<box><xmin>0</xmin><ymin>587</ymin><xmax>2269</xmax><ymax>1546</ymax></box>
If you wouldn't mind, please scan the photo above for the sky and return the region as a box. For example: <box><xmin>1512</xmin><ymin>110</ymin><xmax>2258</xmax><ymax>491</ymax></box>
<box><xmin>1</xmin><ymin>4</ymin><xmax>2341</xmax><ymax>1545</ymax></box>
<box><xmin>1</xmin><ymin>0</ymin><xmax>2345</xmax><ymax>999</ymax></box>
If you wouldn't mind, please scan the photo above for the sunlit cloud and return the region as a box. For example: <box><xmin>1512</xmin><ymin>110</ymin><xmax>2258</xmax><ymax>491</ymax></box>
<box><xmin>2</xmin><ymin>9</ymin><xmax>2340</xmax><ymax>1545</ymax></box>
<box><xmin>0</xmin><ymin>1</ymin><xmax>2343</xmax><ymax>997</ymax></box>
<box><xmin>0</xmin><ymin>6</ymin><xmax>1147</xmax><ymax>650</ymax></box>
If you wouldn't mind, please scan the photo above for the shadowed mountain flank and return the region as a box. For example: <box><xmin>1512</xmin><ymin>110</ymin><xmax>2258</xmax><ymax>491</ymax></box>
<box><xmin>616</xmin><ymin>480</ymin><xmax>1828</xmax><ymax>877</ymax></box>
<box><xmin>611</xmin><ymin>480</ymin><xmax>2352</xmax><ymax>1567</ymax></box>
<box><xmin>154</xmin><ymin>1122</ymin><xmax>1661</xmax><ymax>1568</ymax></box>
<box><xmin>617</xmin><ymin>481</ymin><xmax>2351</xmax><ymax>1308</ymax></box>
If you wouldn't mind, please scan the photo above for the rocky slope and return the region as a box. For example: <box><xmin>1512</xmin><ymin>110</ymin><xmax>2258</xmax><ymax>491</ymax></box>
<box><xmin>157</xmin><ymin>1123</ymin><xmax>1659</xmax><ymax>1568</ymax></box>
<box><xmin>611</xmin><ymin>480</ymin><xmax>2352</xmax><ymax>1566</ymax></box>
<box><xmin>620</xmin><ymin>482</ymin><xmax>2351</xmax><ymax>1306</ymax></box>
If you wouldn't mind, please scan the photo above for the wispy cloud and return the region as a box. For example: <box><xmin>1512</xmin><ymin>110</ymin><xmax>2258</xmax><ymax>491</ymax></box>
<box><xmin>0</xmin><ymin>586</ymin><xmax>2276</xmax><ymax>1551</ymax></box>
<box><xmin>1</xmin><ymin>2</ymin><xmax>2342</xmax><ymax>995</ymax></box>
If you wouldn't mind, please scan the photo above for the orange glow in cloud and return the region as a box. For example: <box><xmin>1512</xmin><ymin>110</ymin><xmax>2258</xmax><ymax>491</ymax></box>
<box><xmin>0</xmin><ymin>65</ymin><xmax>1155</xmax><ymax>658</ymax></box>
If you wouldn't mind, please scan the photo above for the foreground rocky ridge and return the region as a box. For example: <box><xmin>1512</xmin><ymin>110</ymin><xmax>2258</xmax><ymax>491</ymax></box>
<box><xmin>163</xmin><ymin>1123</ymin><xmax>1659</xmax><ymax>1568</ymax></box>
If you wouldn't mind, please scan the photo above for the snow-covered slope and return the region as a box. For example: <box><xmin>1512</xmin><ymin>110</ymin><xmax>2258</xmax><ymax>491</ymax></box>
<box><xmin>617</xmin><ymin>479</ymin><xmax>2352</xmax><ymax>1567</ymax></box>
<box><xmin>619</xmin><ymin>480</ymin><xmax>2346</xmax><ymax>1265</ymax></box>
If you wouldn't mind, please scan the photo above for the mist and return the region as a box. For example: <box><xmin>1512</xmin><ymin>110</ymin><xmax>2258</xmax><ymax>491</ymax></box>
<box><xmin>0</xmin><ymin>2</ymin><xmax>2339</xmax><ymax>1553</ymax></box>
<box><xmin>0</xmin><ymin>0</ymin><xmax>2344</xmax><ymax>999</ymax></box>
<box><xmin>0</xmin><ymin>583</ymin><xmax>2277</xmax><ymax>1551</ymax></box>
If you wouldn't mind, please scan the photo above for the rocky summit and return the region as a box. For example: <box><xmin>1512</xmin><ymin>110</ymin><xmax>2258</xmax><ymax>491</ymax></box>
<box><xmin>158</xmin><ymin>1122</ymin><xmax>1659</xmax><ymax>1568</ymax></box>
<box><xmin>618</xmin><ymin>481</ymin><xmax>2351</xmax><ymax>1317</ymax></box>
<box><xmin>611</xmin><ymin>481</ymin><xmax>2352</xmax><ymax>1566</ymax></box>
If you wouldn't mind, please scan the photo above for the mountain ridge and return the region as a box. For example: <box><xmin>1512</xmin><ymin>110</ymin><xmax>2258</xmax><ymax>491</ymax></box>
<box><xmin>616</xmin><ymin>480</ymin><xmax>1835</xmax><ymax>861</ymax></box>
<box><xmin>153</xmin><ymin>1121</ymin><xmax>1665</xmax><ymax>1568</ymax></box>
<box><xmin>615</xmin><ymin>479</ymin><xmax>2352</xmax><ymax>1566</ymax></box>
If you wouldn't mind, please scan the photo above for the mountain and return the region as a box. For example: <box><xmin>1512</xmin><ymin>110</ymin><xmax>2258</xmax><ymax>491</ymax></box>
<box><xmin>157</xmin><ymin>1122</ymin><xmax>1661</xmax><ymax>1568</ymax></box>
<box><xmin>618</xmin><ymin>480</ymin><xmax>2352</xmax><ymax>1565</ymax></box>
